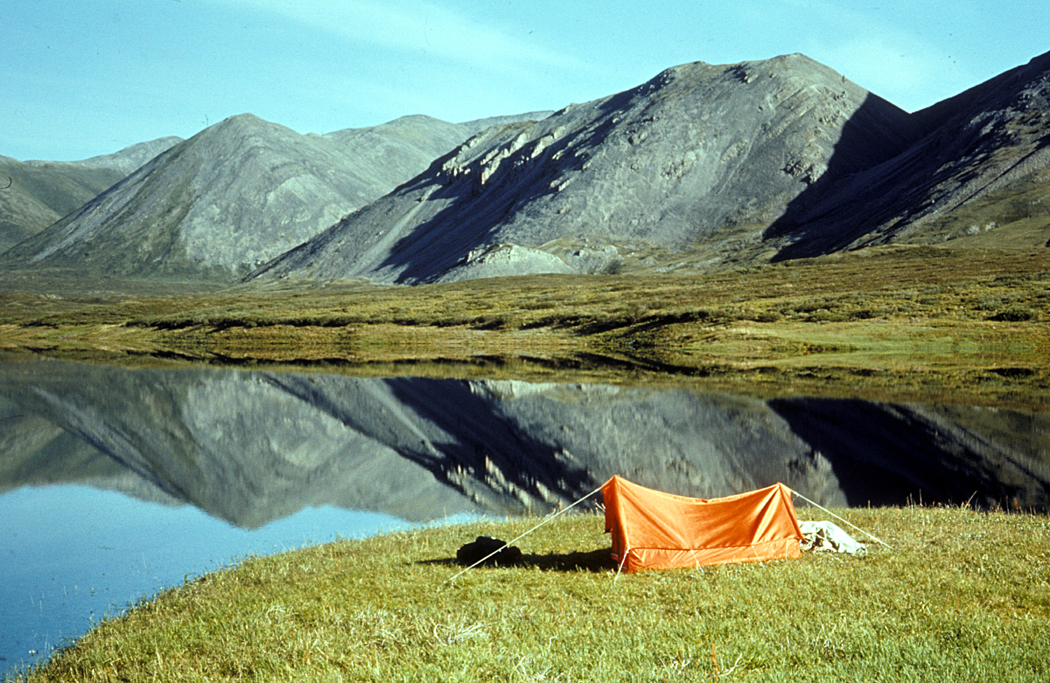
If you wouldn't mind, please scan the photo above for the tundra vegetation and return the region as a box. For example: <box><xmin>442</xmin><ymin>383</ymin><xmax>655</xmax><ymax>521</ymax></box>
<box><xmin>9</xmin><ymin>506</ymin><xmax>1049</xmax><ymax>682</ymax></box>
<box><xmin>1</xmin><ymin>245</ymin><xmax>1048</xmax><ymax>409</ymax></box>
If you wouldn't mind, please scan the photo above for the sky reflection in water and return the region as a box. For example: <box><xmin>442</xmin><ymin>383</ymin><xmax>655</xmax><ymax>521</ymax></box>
<box><xmin>0</xmin><ymin>484</ymin><xmax>459</xmax><ymax>675</ymax></box>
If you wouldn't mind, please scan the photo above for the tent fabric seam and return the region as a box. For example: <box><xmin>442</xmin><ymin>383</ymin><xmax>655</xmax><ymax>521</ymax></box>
<box><xmin>623</xmin><ymin>542</ymin><xmax>795</xmax><ymax>552</ymax></box>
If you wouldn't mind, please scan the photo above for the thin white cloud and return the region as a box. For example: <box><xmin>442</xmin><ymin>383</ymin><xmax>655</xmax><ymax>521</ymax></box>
<box><xmin>211</xmin><ymin>0</ymin><xmax>592</xmax><ymax>79</ymax></box>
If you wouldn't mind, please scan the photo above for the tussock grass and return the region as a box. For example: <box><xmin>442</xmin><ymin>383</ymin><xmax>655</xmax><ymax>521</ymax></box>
<box><xmin>2</xmin><ymin>245</ymin><xmax>1049</xmax><ymax>406</ymax></box>
<box><xmin>12</xmin><ymin>507</ymin><xmax>1049</xmax><ymax>682</ymax></box>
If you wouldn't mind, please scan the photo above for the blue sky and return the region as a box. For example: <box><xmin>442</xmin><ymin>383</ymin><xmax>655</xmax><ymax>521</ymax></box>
<box><xmin>2</xmin><ymin>0</ymin><xmax>1046</xmax><ymax>161</ymax></box>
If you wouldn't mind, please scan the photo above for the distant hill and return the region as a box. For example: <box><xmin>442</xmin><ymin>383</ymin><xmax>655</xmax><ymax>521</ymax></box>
<box><xmin>0</xmin><ymin>137</ymin><xmax>183</xmax><ymax>254</ymax></box>
<box><xmin>0</xmin><ymin>114</ymin><xmax>482</xmax><ymax>279</ymax></box>
<box><xmin>458</xmin><ymin>111</ymin><xmax>554</xmax><ymax>136</ymax></box>
<box><xmin>0</xmin><ymin>162</ymin><xmax>122</xmax><ymax>253</ymax></box>
<box><xmin>25</xmin><ymin>136</ymin><xmax>185</xmax><ymax>175</ymax></box>
<box><xmin>315</xmin><ymin>115</ymin><xmax>478</xmax><ymax>197</ymax></box>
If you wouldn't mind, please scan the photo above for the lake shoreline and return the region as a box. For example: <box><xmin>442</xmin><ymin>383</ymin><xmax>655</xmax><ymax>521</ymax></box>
<box><xmin>14</xmin><ymin>507</ymin><xmax>1050</xmax><ymax>682</ymax></box>
<box><xmin>2</xmin><ymin>246</ymin><xmax>1050</xmax><ymax>411</ymax></box>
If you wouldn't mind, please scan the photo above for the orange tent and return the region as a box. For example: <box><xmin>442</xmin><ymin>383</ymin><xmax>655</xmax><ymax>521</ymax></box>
<box><xmin>602</xmin><ymin>476</ymin><xmax>804</xmax><ymax>572</ymax></box>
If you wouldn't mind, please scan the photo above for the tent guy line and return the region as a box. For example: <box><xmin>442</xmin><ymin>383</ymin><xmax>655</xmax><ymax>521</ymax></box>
<box><xmin>788</xmin><ymin>489</ymin><xmax>893</xmax><ymax>549</ymax></box>
<box><xmin>444</xmin><ymin>483</ymin><xmax>605</xmax><ymax>584</ymax></box>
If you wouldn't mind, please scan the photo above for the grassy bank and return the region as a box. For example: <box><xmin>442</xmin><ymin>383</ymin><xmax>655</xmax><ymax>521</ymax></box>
<box><xmin>2</xmin><ymin>245</ymin><xmax>1049</xmax><ymax>407</ymax></box>
<box><xmin>13</xmin><ymin>506</ymin><xmax>1049</xmax><ymax>682</ymax></box>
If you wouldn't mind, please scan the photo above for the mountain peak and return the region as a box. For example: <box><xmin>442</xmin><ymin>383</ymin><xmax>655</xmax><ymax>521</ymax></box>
<box><xmin>252</xmin><ymin>54</ymin><xmax>918</xmax><ymax>284</ymax></box>
<box><xmin>2</xmin><ymin>113</ymin><xmax>478</xmax><ymax>279</ymax></box>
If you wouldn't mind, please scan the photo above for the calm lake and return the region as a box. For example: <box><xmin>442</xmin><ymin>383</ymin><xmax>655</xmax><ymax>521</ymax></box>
<box><xmin>2</xmin><ymin>355</ymin><xmax>1048</xmax><ymax>674</ymax></box>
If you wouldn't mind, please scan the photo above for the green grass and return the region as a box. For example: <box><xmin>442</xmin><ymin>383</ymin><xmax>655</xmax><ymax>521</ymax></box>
<box><xmin>12</xmin><ymin>506</ymin><xmax>1049</xmax><ymax>682</ymax></box>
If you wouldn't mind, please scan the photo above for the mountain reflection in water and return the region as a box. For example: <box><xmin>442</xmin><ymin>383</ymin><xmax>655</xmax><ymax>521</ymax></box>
<box><xmin>3</xmin><ymin>357</ymin><xmax>1048</xmax><ymax>519</ymax></box>
<box><xmin>1</xmin><ymin>356</ymin><xmax>1049</xmax><ymax>672</ymax></box>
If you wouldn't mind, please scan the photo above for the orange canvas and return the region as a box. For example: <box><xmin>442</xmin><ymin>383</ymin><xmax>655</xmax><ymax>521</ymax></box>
<box><xmin>602</xmin><ymin>476</ymin><xmax>803</xmax><ymax>572</ymax></box>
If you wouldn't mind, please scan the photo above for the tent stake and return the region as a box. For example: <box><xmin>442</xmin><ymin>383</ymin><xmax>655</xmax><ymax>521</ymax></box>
<box><xmin>445</xmin><ymin>484</ymin><xmax>604</xmax><ymax>584</ymax></box>
<box><xmin>612</xmin><ymin>549</ymin><xmax>629</xmax><ymax>583</ymax></box>
<box><xmin>789</xmin><ymin>488</ymin><xmax>893</xmax><ymax>549</ymax></box>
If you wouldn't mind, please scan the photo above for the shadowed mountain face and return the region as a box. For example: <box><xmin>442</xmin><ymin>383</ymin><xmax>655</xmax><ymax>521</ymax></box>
<box><xmin>2</xmin><ymin>359</ymin><xmax>1047</xmax><ymax>527</ymax></box>
<box><xmin>252</xmin><ymin>54</ymin><xmax>921</xmax><ymax>284</ymax></box>
<box><xmin>766</xmin><ymin>51</ymin><xmax>1050</xmax><ymax>260</ymax></box>
<box><xmin>0</xmin><ymin>115</ymin><xmax>478</xmax><ymax>280</ymax></box>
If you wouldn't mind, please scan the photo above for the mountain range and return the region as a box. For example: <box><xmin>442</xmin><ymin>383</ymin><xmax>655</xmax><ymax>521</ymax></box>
<box><xmin>1</xmin><ymin>51</ymin><xmax>1047</xmax><ymax>284</ymax></box>
<box><xmin>0</xmin><ymin>114</ymin><xmax>526</xmax><ymax>278</ymax></box>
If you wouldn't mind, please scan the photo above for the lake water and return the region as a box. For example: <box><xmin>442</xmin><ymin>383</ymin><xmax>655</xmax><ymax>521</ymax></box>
<box><xmin>2</xmin><ymin>356</ymin><xmax>1048</xmax><ymax>675</ymax></box>
<box><xmin>0</xmin><ymin>486</ymin><xmax>431</xmax><ymax>674</ymax></box>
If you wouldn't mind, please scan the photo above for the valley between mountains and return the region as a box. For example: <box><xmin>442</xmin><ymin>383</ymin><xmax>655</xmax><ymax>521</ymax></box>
<box><xmin>0</xmin><ymin>51</ymin><xmax>1048</xmax><ymax>406</ymax></box>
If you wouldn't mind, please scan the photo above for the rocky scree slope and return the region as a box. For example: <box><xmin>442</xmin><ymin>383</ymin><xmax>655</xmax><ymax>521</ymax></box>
<box><xmin>250</xmin><ymin>54</ymin><xmax>920</xmax><ymax>284</ymax></box>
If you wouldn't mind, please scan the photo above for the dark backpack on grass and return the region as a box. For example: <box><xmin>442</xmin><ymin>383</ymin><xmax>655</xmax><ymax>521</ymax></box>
<box><xmin>456</xmin><ymin>536</ymin><xmax>522</xmax><ymax>567</ymax></box>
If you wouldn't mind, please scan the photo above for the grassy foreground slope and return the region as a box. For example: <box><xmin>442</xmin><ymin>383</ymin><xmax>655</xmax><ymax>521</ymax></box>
<box><xmin>16</xmin><ymin>507</ymin><xmax>1050</xmax><ymax>682</ymax></box>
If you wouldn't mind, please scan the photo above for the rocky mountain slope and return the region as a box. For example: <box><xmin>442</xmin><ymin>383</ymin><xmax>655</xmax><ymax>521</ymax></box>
<box><xmin>253</xmin><ymin>54</ymin><xmax>924</xmax><ymax>283</ymax></box>
<box><xmin>254</xmin><ymin>51</ymin><xmax>1050</xmax><ymax>284</ymax></box>
<box><xmin>765</xmin><ymin>50</ymin><xmax>1050</xmax><ymax>260</ymax></box>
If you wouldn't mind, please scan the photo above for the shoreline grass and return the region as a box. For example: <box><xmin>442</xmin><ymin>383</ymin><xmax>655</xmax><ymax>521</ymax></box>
<box><xmin>1</xmin><ymin>245</ymin><xmax>1049</xmax><ymax>409</ymax></box>
<box><xmin>11</xmin><ymin>506</ymin><xmax>1049</xmax><ymax>682</ymax></box>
